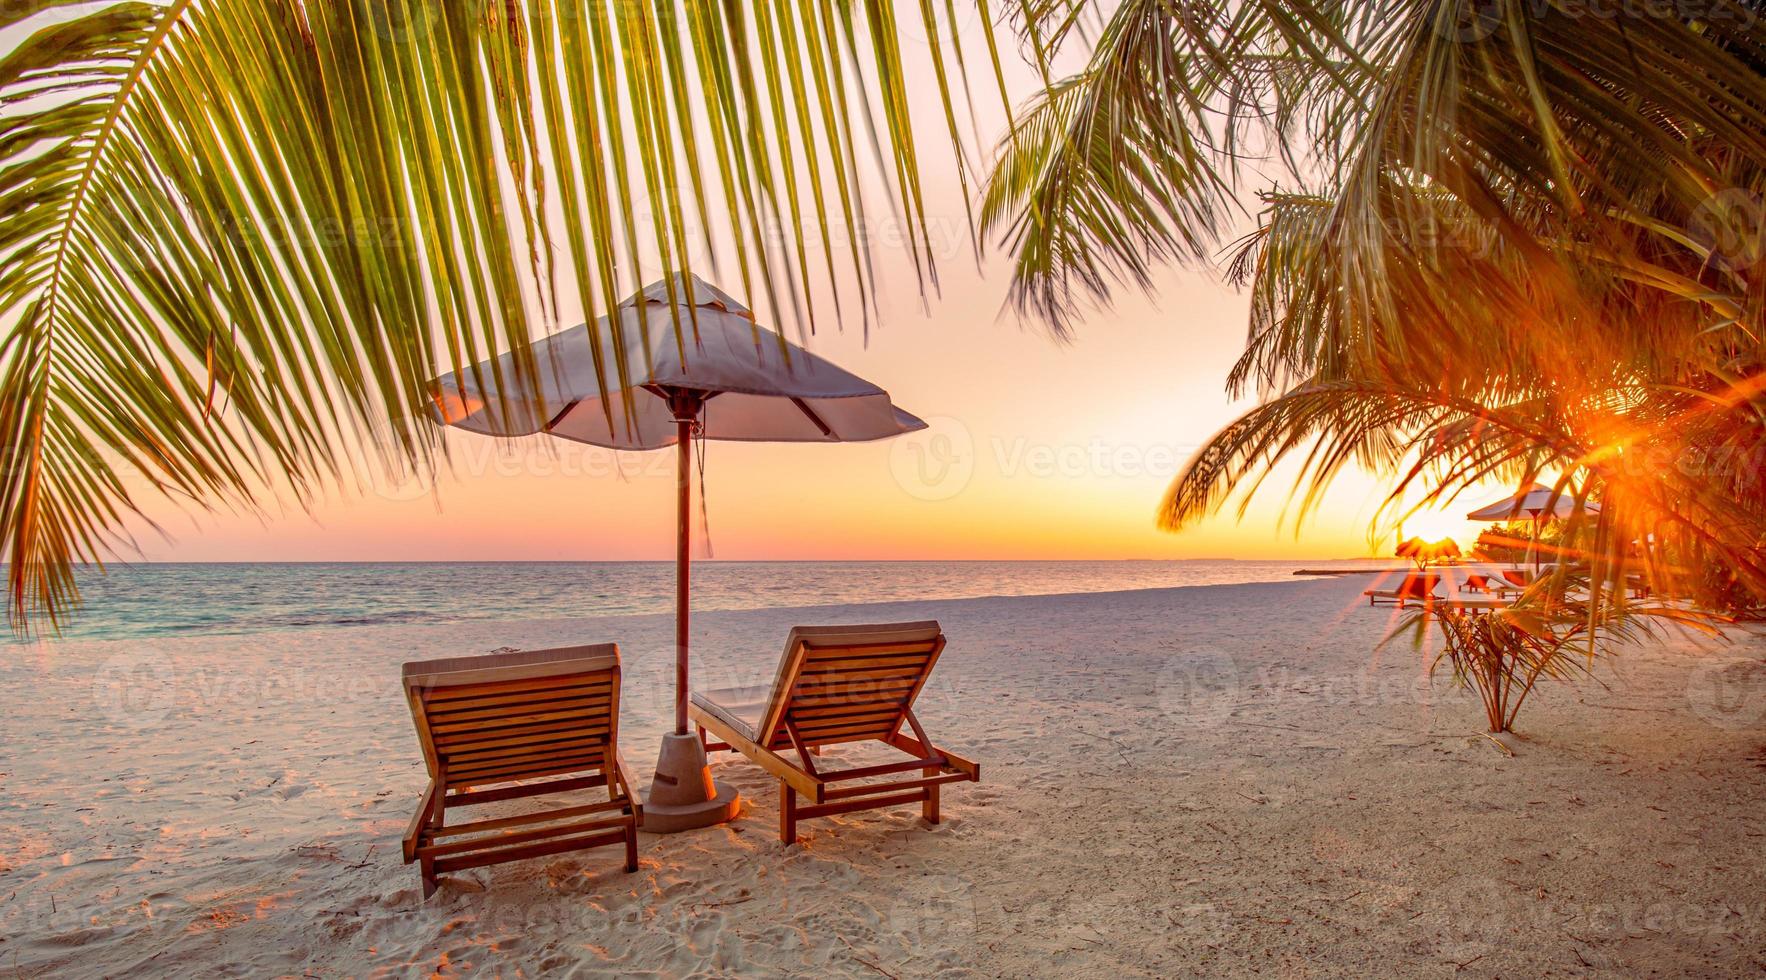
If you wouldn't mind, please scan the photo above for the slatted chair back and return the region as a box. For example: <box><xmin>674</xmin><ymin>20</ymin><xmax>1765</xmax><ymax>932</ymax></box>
<box><xmin>403</xmin><ymin>645</ymin><xmax>621</xmax><ymax>791</ymax></box>
<box><xmin>754</xmin><ymin>622</ymin><xmax>945</xmax><ymax>751</ymax></box>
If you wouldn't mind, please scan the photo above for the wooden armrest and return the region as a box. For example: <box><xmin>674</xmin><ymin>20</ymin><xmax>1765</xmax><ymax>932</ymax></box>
<box><xmin>885</xmin><ymin>731</ymin><xmax>980</xmax><ymax>779</ymax></box>
<box><xmin>690</xmin><ymin>703</ymin><xmax>823</xmax><ymax>799</ymax></box>
<box><xmin>403</xmin><ymin>779</ymin><xmax>438</xmax><ymax>863</ymax></box>
<box><xmin>614</xmin><ymin>751</ymin><xmax>645</xmax><ymax>821</ymax></box>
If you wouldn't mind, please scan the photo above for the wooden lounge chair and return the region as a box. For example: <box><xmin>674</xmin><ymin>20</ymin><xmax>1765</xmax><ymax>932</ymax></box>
<box><xmin>1463</xmin><ymin>573</ymin><xmax>1493</xmax><ymax>593</ymax></box>
<box><xmin>1364</xmin><ymin>572</ymin><xmax>1441</xmax><ymax>607</ymax></box>
<box><xmin>401</xmin><ymin>645</ymin><xmax>643</xmax><ymax>897</ymax></box>
<box><xmin>688</xmin><ymin>621</ymin><xmax>979</xmax><ymax>845</ymax></box>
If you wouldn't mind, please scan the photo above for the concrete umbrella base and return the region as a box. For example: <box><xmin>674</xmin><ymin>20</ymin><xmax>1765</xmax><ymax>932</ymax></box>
<box><xmin>640</xmin><ymin>732</ymin><xmax>740</xmax><ymax>833</ymax></box>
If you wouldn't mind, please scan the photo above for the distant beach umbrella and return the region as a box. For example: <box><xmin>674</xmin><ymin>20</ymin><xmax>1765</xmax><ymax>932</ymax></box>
<box><xmin>426</xmin><ymin>273</ymin><xmax>926</xmax><ymax>832</ymax></box>
<box><xmin>1397</xmin><ymin>536</ymin><xmax>1460</xmax><ymax>569</ymax></box>
<box><xmin>1465</xmin><ymin>484</ymin><xmax>1600</xmax><ymax>522</ymax></box>
<box><xmin>1466</xmin><ymin>484</ymin><xmax>1599</xmax><ymax>572</ymax></box>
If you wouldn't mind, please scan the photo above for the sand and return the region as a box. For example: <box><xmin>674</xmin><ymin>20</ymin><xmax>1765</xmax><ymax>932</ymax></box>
<box><xmin>1</xmin><ymin>574</ymin><xmax>1763</xmax><ymax>977</ymax></box>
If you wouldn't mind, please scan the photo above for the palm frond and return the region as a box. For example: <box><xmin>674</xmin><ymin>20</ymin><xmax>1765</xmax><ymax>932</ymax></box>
<box><xmin>973</xmin><ymin>0</ymin><xmax>1766</xmax><ymax>611</ymax></box>
<box><xmin>0</xmin><ymin>0</ymin><xmax>1023</xmax><ymax>632</ymax></box>
<box><xmin>977</xmin><ymin>0</ymin><xmax>1244</xmax><ymax>334</ymax></box>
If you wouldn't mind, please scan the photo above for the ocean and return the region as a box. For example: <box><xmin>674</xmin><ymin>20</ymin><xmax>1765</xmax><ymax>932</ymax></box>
<box><xmin>16</xmin><ymin>559</ymin><xmax>1391</xmax><ymax>642</ymax></box>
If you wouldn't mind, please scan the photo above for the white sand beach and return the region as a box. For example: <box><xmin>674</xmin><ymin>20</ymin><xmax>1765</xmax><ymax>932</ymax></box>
<box><xmin>2</xmin><ymin>574</ymin><xmax>1763</xmax><ymax>977</ymax></box>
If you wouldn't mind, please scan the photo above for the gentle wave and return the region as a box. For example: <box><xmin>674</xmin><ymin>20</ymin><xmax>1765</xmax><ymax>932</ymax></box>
<box><xmin>13</xmin><ymin>559</ymin><xmax>1393</xmax><ymax>642</ymax></box>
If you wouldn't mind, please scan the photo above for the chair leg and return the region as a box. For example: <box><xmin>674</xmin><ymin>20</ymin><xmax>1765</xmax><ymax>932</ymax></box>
<box><xmin>922</xmin><ymin>783</ymin><xmax>941</xmax><ymax>824</ymax></box>
<box><xmin>623</xmin><ymin>823</ymin><xmax>639</xmax><ymax>873</ymax></box>
<box><xmin>781</xmin><ymin>784</ymin><xmax>797</xmax><ymax>845</ymax></box>
<box><xmin>420</xmin><ymin>857</ymin><xmax>438</xmax><ymax>898</ymax></box>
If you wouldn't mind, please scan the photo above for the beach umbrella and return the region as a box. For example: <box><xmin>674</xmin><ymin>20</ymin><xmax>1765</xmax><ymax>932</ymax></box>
<box><xmin>1396</xmin><ymin>536</ymin><xmax>1461</xmax><ymax>569</ymax></box>
<box><xmin>1465</xmin><ymin>484</ymin><xmax>1599</xmax><ymax>572</ymax></box>
<box><xmin>426</xmin><ymin>273</ymin><xmax>926</xmax><ymax>831</ymax></box>
<box><xmin>1395</xmin><ymin>536</ymin><xmax>1428</xmax><ymax>568</ymax></box>
<box><xmin>1430</xmin><ymin>538</ymin><xmax>1462</xmax><ymax>562</ymax></box>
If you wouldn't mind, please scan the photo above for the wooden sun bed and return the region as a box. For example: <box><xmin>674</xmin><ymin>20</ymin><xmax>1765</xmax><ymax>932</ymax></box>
<box><xmin>1364</xmin><ymin>572</ymin><xmax>1442</xmax><ymax>607</ymax></box>
<box><xmin>401</xmin><ymin>645</ymin><xmax>643</xmax><ymax>897</ymax></box>
<box><xmin>687</xmin><ymin>621</ymin><xmax>979</xmax><ymax>845</ymax></box>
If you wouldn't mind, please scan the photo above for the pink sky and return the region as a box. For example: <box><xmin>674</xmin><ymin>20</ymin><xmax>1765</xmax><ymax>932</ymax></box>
<box><xmin>124</xmin><ymin>19</ymin><xmax>1491</xmax><ymax>564</ymax></box>
<box><xmin>131</xmin><ymin>263</ymin><xmax>1486</xmax><ymax>563</ymax></box>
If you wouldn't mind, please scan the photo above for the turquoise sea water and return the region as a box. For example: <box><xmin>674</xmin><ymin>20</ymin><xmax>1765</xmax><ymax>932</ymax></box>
<box><xmin>17</xmin><ymin>559</ymin><xmax>1392</xmax><ymax>642</ymax></box>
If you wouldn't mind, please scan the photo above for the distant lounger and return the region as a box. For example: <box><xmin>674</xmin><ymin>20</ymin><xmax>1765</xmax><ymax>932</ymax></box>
<box><xmin>1364</xmin><ymin>572</ymin><xmax>1441</xmax><ymax>607</ymax></box>
<box><xmin>688</xmin><ymin>621</ymin><xmax>980</xmax><ymax>844</ymax></box>
<box><xmin>401</xmin><ymin>645</ymin><xmax>643</xmax><ymax>897</ymax></box>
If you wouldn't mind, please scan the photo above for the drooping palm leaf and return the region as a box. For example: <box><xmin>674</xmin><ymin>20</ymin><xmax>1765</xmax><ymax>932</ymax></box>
<box><xmin>979</xmin><ymin>0</ymin><xmax>1766</xmax><ymax>611</ymax></box>
<box><xmin>0</xmin><ymin>0</ymin><xmax>1022</xmax><ymax>632</ymax></box>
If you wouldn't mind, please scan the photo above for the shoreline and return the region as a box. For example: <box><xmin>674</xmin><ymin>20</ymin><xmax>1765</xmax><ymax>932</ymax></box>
<box><xmin>2</xmin><ymin>575</ymin><xmax>1761</xmax><ymax>976</ymax></box>
<box><xmin>8</xmin><ymin>564</ymin><xmax>1401</xmax><ymax>647</ymax></box>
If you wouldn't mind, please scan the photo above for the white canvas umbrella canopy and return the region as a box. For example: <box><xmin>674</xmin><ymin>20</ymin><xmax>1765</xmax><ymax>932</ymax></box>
<box><xmin>426</xmin><ymin>273</ymin><xmax>926</xmax><ymax>832</ymax></box>
<box><xmin>430</xmin><ymin>275</ymin><xmax>924</xmax><ymax>451</ymax></box>
<box><xmin>1466</xmin><ymin>484</ymin><xmax>1601</xmax><ymax>572</ymax></box>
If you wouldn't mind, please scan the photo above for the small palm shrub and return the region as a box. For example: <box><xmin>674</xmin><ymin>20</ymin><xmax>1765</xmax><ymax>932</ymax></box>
<box><xmin>1424</xmin><ymin>608</ymin><xmax>1594</xmax><ymax>734</ymax></box>
<box><xmin>1390</xmin><ymin>576</ymin><xmax>1679</xmax><ymax>734</ymax></box>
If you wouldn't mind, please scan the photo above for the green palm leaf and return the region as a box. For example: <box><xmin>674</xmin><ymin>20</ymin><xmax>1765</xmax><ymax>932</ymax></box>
<box><xmin>0</xmin><ymin>0</ymin><xmax>1022</xmax><ymax>632</ymax></box>
<box><xmin>977</xmin><ymin>0</ymin><xmax>1766</xmax><ymax>611</ymax></box>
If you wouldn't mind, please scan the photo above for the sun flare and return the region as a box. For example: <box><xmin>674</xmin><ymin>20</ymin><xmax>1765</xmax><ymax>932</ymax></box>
<box><xmin>1399</xmin><ymin>510</ymin><xmax>1467</xmax><ymax>545</ymax></box>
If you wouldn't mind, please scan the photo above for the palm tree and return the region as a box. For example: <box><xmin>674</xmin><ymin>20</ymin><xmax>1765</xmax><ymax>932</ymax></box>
<box><xmin>982</xmin><ymin>0</ymin><xmax>1766</xmax><ymax>610</ymax></box>
<box><xmin>0</xmin><ymin>0</ymin><xmax>1024</xmax><ymax>631</ymax></box>
<box><xmin>9</xmin><ymin>0</ymin><xmax>1766</xmax><ymax>634</ymax></box>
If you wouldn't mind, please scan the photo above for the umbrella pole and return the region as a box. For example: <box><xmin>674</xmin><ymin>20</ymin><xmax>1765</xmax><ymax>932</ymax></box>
<box><xmin>643</xmin><ymin>390</ymin><xmax>739</xmax><ymax>833</ymax></box>
<box><xmin>675</xmin><ymin>415</ymin><xmax>691</xmax><ymax>736</ymax></box>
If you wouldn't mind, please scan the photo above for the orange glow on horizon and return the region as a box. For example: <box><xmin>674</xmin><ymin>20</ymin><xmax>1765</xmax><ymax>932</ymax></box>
<box><xmin>107</xmin><ymin>26</ymin><xmax>1510</xmax><ymax>567</ymax></box>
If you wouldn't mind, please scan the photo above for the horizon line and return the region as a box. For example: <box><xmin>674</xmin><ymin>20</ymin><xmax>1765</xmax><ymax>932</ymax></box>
<box><xmin>58</xmin><ymin>556</ymin><xmax>1388</xmax><ymax>566</ymax></box>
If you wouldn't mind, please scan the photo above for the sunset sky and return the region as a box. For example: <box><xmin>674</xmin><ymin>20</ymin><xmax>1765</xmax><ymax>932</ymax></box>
<box><xmin>130</xmin><ymin>260</ymin><xmax>1489</xmax><ymax>563</ymax></box>
<box><xmin>121</xmin><ymin>17</ymin><xmax>1495</xmax><ymax>565</ymax></box>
